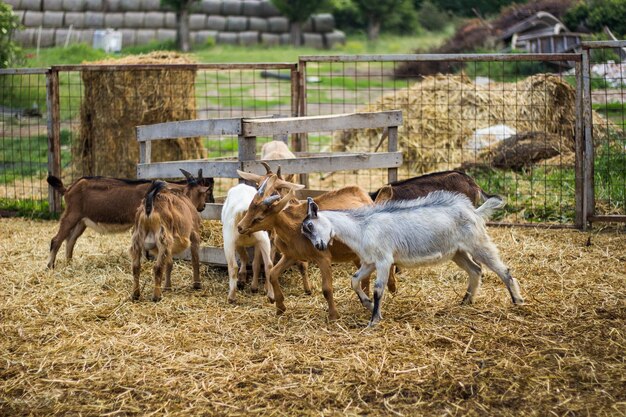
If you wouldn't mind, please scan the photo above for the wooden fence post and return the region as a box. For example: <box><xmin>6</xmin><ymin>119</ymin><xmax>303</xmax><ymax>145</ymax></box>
<box><xmin>46</xmin><ymin>68</ymin><xmax>62</xmax><ymax>214</ymax></box>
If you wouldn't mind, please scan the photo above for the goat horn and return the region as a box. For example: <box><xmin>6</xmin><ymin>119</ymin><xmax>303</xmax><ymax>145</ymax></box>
<box><xmin>180</xmin><ymin>169</ymin><xmax>197</xmax><ymax>185</ymax></box>
<box><xmin>260</xmin><ymin>161</ymin><xmax>272</xmax><ymax>174</ymax></box>
<box><xmin>262</xmin><ymin>194</ymin><xmax>281</xmax><ymax>206</ymax></box>
<box><xmin>257</xmin><ymin>177</ymin><xmax>269</xmax><ymax>196</ymax></box>
<box><xmin>276</xmin><ymin>166</ymin><xmax>283</xmax><ymax>180</ymax></box>
<box><xmin>197</xmin><ymin>169</ymin><xmax>203</xmax><ymax>181</ymax></box>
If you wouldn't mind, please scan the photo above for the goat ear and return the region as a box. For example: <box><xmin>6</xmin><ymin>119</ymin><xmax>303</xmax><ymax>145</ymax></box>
<box><xmin>307</xmin><ymin>197</ymin><xmax>318</xmax><ymax>219</ymax></box>
<box><xmin>272</xmin><ymin>188</ymin><xmax>294</xmax><ymax>212</ymax></box>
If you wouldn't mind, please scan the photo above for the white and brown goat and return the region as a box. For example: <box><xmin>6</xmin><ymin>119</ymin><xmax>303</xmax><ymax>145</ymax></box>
<box><xmin>221</xmin><ymin>183</ymin><xmax>275</xmax><ymax>303</ymax></box>
<box><xmin>236</xmin><ymin>174</ymin><xmax>397</xmax><ymax>321</ymax></box>
<box><xmin>129</xmin><ymin>178</ymin><xmax>210</xmax><ymax>301</ymax></box>
<box><xmin>46</xmin><ymin>170</ymin><xmax>213</xmax><ymax>269</ymax></box>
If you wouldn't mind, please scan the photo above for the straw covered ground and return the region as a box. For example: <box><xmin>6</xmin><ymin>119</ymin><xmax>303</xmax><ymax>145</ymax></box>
<box><xmin>1</xmin><ymin>218</ymin><xmax>624</xmax><ymax>416</ymax></box>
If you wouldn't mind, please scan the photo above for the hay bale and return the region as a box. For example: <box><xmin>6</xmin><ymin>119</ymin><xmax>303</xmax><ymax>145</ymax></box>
<box><xmin>480</xmin><ymin>131</ymin><xmax>563</xmax><ymax>171</ymax></box>
<box><xmin>333</xmin><ymin>73</ymin><xmax>582</xmax><ymax>173</ymax></box>
<box><xmin>77</xmin><ymin>52</ymin><xmax>206</xmax><ymax>178</ymax></box>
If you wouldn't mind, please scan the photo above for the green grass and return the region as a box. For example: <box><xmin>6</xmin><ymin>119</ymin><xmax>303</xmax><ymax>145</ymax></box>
<box><xmin>0</xmin><ymin>130</ymin><xmax>72</xmax><ymax>184</ymax></box>
<box><xmin>593</xmin><ymin>102</ymin><xmax>626</xmax><ymax>130</ymax></box>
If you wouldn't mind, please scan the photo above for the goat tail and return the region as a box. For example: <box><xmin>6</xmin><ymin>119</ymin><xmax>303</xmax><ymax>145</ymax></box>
<box><xmin>46</xmin><ymin>174</ymin><xmax>66</xmax><ymax>195</ymax></box>
<box><xmin>475</xmin><ymin>195</ymin><xmax>505</xmax><ymax>220</ymax></box>
<box><xmin>145</xmin><ymin>181</ymin><xmax>167</xmax><ymax>217</ymax></box>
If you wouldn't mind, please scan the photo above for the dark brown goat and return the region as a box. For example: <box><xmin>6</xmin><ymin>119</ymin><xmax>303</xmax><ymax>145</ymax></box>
<box><xmin>46</xmin><ymin>170</ymin><xmax>213</xmax><ymax>269</ymax></box>
<box><xmin>370</xmin><ymin>171</ymin><xmax>497</xmax><ymax>205</ymax></box>
<box><xmin>130</xmin><ymin>180</ymin><xmax>210</xmax><ymax>301</ymax></box>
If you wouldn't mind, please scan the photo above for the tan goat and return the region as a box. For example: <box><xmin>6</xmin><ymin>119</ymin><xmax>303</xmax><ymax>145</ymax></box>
<box><xmin>129</xmin><ymin>179</ymin><xmax>210</xmax><ymax>301</ymax></box>
<box><xmin>261</xmin><ymin>140</ymin><xmax>298</xmax><ymax>184</ymax></box>
<box><xmin>236</xmin><ymin>174</ymin><xmax>397</xmax><ymax>321</ymax></box>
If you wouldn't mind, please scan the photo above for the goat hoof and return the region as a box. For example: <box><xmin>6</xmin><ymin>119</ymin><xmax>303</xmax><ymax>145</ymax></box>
<box><xmin>304</xmin><ymin>288</ymin><xmax>312</xmax><ymax>295</ymax></box>
<box><xmin>237</xmin><ymin>281</ymin><xmax>245</xmax><ymax>291</ymax></box>
<box><xmin>228</xmin><ymin>298</ymin><xmax>236</xmax><ymax>304</ymax></box>
<box><xmin>461</xmin><ymin>294</ymin><xmax>473</xmax><ymax>305</ymax></box>
<box><xmin>267</xmin><ymin>296</ymin><xmax>275</xmax><ymax>304</ymax></box>
<box><xmin>192</xmin><ymin>282</ymin><xmax>202</xmax><ymax>290</ymax></box>
<box><xmin>152</xmin><ymin>295</ymin><xmax>162</xmax><ymax>302</ymax></box>
<box><xmin>132</xmin><ymin>293</ymin><xmax>140</xmax><ymax>301</ymax></box>
<box><xmin>163</xmin><ymin>286</ymin><xmax>172</xmax><ymax>292</ymax></box>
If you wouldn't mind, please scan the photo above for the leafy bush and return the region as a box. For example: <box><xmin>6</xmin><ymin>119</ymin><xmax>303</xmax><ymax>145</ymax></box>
<box><xmin>417</xmin><ymin>1</ymin><xmax>449</xmax><ymax>32</ymax></box>
<box><xmin>0</xmin><ymin>2</ymin><xmax>22</xmax><ymax>68</ymax></box>
<box><xmin>564</xmin><ymin>0</ymin><xmax>626</xmax><ymax>36</ymax></box>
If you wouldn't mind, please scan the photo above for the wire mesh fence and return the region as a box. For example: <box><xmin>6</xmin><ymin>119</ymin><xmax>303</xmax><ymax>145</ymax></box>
<box><xmin>1</xmin><ymin>51</ymin><xmax>625</xmax><ymax>228</ymax></box>
<box><xmin>582</xmin><ymin>42</ymin><xmax>626</xmax><ymax>223</ymax></box>
<box><xmin>0</xmin><ymin>69</ymin><xmax>49</xmax><ymax>216</ymax></box>
<box><xmin>300</xmin><ymin>54</ymin><xmax>583</xmax><ymax>226</ymax></box>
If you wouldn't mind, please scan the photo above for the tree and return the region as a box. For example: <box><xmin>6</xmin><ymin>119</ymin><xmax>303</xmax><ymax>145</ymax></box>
<box><xmin>160</xmin><ymin>0</ymin><xmax>199</xmax><ymax>52</ymax></box>
<box><xmin>0</xmin><ymin>2</ymin><xmax>22</xmax><ymax>68</ymax></box>
<box><xmin>353</xmin><ymin>0</ymin><xmax>405</xmax><ymax>41</ymax></box>
<box><xmin>271</xmin><ymin>0</ymin><xmax>327</xmax><ymax>46</ymax></box>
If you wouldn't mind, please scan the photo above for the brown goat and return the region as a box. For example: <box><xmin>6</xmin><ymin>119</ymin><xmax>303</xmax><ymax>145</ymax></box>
<box><xmin>46</xmin><ymin>170</ymin><xmax>213</xmax><ymax>269</ymax></box>
<box><xmin>236</xmin><ymin>174</ymin><xmax>396</xmax><ymax>321</ymax></box>
<box><xmin>369</xmin><ymin>170</ymin><xmax>497</xmax><ymax>206</ymax></box>
<box><xmin>129</xmin><ymin>179</ymin><xmax>210</xmax><ymax>301</ymax></box>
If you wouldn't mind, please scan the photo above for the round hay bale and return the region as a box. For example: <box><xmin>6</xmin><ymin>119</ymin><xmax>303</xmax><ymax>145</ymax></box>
<box><xmin>104</xmin><ymin>0</ymin><xmax>121</xmax><ymax>12</ymax></box>
<box><xmin>38</xmin><ymin>28</ymin><xmax>55</xmax><ymax>47</ymax></box>
<box><xmin>156</xmin><ymin>28</ymin><xmax>175</xmax><ymax>41</ymax></box>
<box><xmin>165</xmin><ymin>12</ymin><xmax>176</xmax><ymax>28</ymax></box>
<box><xmin>302</xmin><ymin>32</ymin><xmax>323</xmax><ymax>49</ymax></box>
<box><xmin>239</xmin><ymin>30</ymin><xmax>259</xmax><ymax>46</ymax></box>
<box><xmin>104</xmin><ymin>12</ymin><xmax>124</xmax><ymax>28</ymax></box>
<box><xmin>14</xmin><ymin>28</ymin><xmax>36</xmax><ymax>47</ymax></box>
<box><xmin>43</xmin><ymin>11</ymin><xmax>65</xmax><ymax>28</ymax></box>
<box><xmin>312</xmin><ymin>13</ymin><xmax>334</xmax><ymax>33</ymax></box>
<box><xmin>43</xmin><ymin>0</ymin><xmax>64</xmax><ymax>11</ymax></box>
<box><xmin>221</xmin><ymin>0</ymin><xmax>242</xmax><ymax>16</ymax></box>
<box><xmin>324</xmin><ymin>29</ymin><xmax>346</xmax><ymax>49</ymax></box>
<box><xmin>144</xmin><ymin>11</ymin><xmax>165</xmax><ymax>29</ymax></box>
<box><xmin>135</xmin><ymin>28</ymin><xmax>156</xmax><ymax>43</ymax></box>
<box><xmin>84</xmin><ymin>11</ymin><xmax>104</xmax><ymax>27</ymax></box>
<box><xmin>21</xmin><ymin>0</ymin><xmax>42</xmax><ymax>10</ymax></box>
<box><xmin>64</xmin><ymin>12</ymin><xmax>86</xmax><ymax>28</ymax></box>
<box><xmin>242</xmin><ymin>0</ymin><xmax>261</xmax><ymax>17</ymax></box>
<box><xmin>63</xmin><ymin>0</ymin><xmax>85</xmax><ymax>12</ymax></box>
<box><xmin>189</xmin><ymin>14</ymin><xmax>207</xmax><ymax>30</ymax></box>
<box><xmin>192</xmin><ymin>30</ymin><xmax>217</xmax><ymax>45</ymax></box>
<box><xmin>259</xmin><ymin>0</ymin><xmax>279</xmax><ymax>17</ymax></box>
<box><xmin>333</xmin><ymin>73</ymin><xmax>583</xmax><ymax>173</ymax></box>
<box><xmin>141</xmin><ymin>0</ymin><xmax>160</xmax><ymax>9</ymax></box>
<box><xmin>124</xmin><ymin>12</ymin><xmax>145</xmax><ymax>28</ymax></box>
<box><xmin>78</xmin><ymin>28</ymin><xmax>95</xmax><ymax>44</ymax></box>
<box><xmin>199</xmin><ymin>0</ymin><xmax>222</xmax><ymax>15</ymax></box>
<box><xmin>77</xmin><ymin>52</ymin><xmax>206</xmax><ymax>178</ymax></box>
<box><xmin>120</xmin><ymin>28</ymin><xmax>136</xmax><ymax>45</ymax></box>
<box><xmin>23</xmin><ymin>11</ymin><xmax>43</xmax><ymax>27</ymax></box>
<box><xmin>267</xmin><ymin>16</ymin><xmax>288</xmax><ymax>33</ymax></box>
<box><xmin>260</xmin><ymin>32</ymin><xmax>279</xmax><ymax>46</ymax></box>
<box><xmin>226</xmin><ymin>16</ymin><xmax>247</xmax><ymax>32</ymax></box>
<box><xmin>119</xmin><ymin>0</ymin><xmax>139</xmax><ymax>11</ymax></box>
<box><xmin>207</xmin><ymin>15</ymin><xmax>227</xmax><ymax>31</ymax></box>
<box><xmin>248</xmin><ymin>17</ymin><xmax>267</xmax><ymax>32</ymax></box>
<box><xmin>85</xmin><ymin>0</ymin><xmax>103</xmax><ymax>11</ymax></box>
<box><xmin>217</xmin><ymin>31</ymin><xmax>238</xmax><ymax>44</ymax></box>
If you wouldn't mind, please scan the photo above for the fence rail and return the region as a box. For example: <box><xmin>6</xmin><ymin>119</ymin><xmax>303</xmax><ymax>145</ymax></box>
<box><xmin>1</xmin><ymin>49</ymin><xmax>625</xmax><ymax>229</ymax></box>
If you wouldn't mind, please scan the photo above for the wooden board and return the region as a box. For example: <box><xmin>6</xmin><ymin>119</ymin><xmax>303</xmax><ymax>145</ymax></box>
<box><xmin>136</xmin><ymin>118</ymin><xmax>242</xmax><ymax>141</ymax></box>
<box><xmin>242</xmin><ymin>111</ymin><xmax>402</xmax><ymax>136</ymax></box>
<box><xmin>241</xmin><ymin>152</ymin><xmax>403</xmax><ymax>174</ymax></box>
<box><xmin>137</xmin><ymin>160</ymin><xmax>242</xmax><ymax>179</ymax></box>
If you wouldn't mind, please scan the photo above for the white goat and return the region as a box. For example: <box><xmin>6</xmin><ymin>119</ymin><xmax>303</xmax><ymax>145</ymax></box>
<box><xmin>222</xmin><ymin>184</ymin><xmax>274</xmax><ymax>303</ymax></box>
<box><xmin>301</xmin><ymin>191</ymin><xmax>524</xmax><ymax>327</ymax></box>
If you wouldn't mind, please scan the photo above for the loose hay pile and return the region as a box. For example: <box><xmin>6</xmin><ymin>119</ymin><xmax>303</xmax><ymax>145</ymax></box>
<box><xmin>1</xmin><ymin>218</ymin><xmax>624</xmax><ymax>416</ymax></box>
<box><xmin>335</xmin><ymin>73</ymin><xmax>612</xmax><ymax>174</ymax></box>
<box><xmin>77</xmin><ymin>51</ymin><xmax>206</xmax><ymax>178</ymax></box>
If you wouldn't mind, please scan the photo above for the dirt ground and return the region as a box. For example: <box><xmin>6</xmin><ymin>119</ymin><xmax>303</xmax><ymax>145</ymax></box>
<box><xmin>0</xmin><ymin>218</ymin><xmax>624</xmax><ymax>416</ymax></box>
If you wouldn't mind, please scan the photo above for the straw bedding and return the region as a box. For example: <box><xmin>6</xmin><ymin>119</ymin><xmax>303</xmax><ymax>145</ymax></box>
<box><xmin>334</xmin><ymin>73</ymin><xmax>613</xmax><ymax>174</ymax></box>
<box><xmin>1</xmin><ymin>218</ymin><xmax>624</xmax><ymax>416</ymax></box>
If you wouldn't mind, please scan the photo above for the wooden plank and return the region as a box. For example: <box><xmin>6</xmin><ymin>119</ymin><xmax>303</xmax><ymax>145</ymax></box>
<box><xmin>46</xmin><ymin>69</ymin><xmax>62</xmax><ymax>214</ymax></box>
<box><xmin>201</xmin><ymin>203</ymin><xmax>223</xmax><ymax>220</ymax></box>
<box><xmin>242</xmin><ymin>111</ymin><xmax>402</xmax><ymax>137</ymax></box>
<box><xmin>241</xmin><ymin>152</ymin><xmax>402</xmax><ymax>174</ymax></box>
<box><xmin>137</xmin><ymin>160</ymin><xmax>241</xmax><ymax>179</ymax></box>
<box><xmin>175</xmin><ymin>246</ymin><xmax>227</xmax><ymax>265</ymax></box>
<box><xmin>136</xmin><ymin>118</ymin><xmax>242</xmax><ymax>141</ymax></box>
<box><xmin>387</xmin><ymin>126</ymin><xmax>398</xmax><ymax>183</ymax></box>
